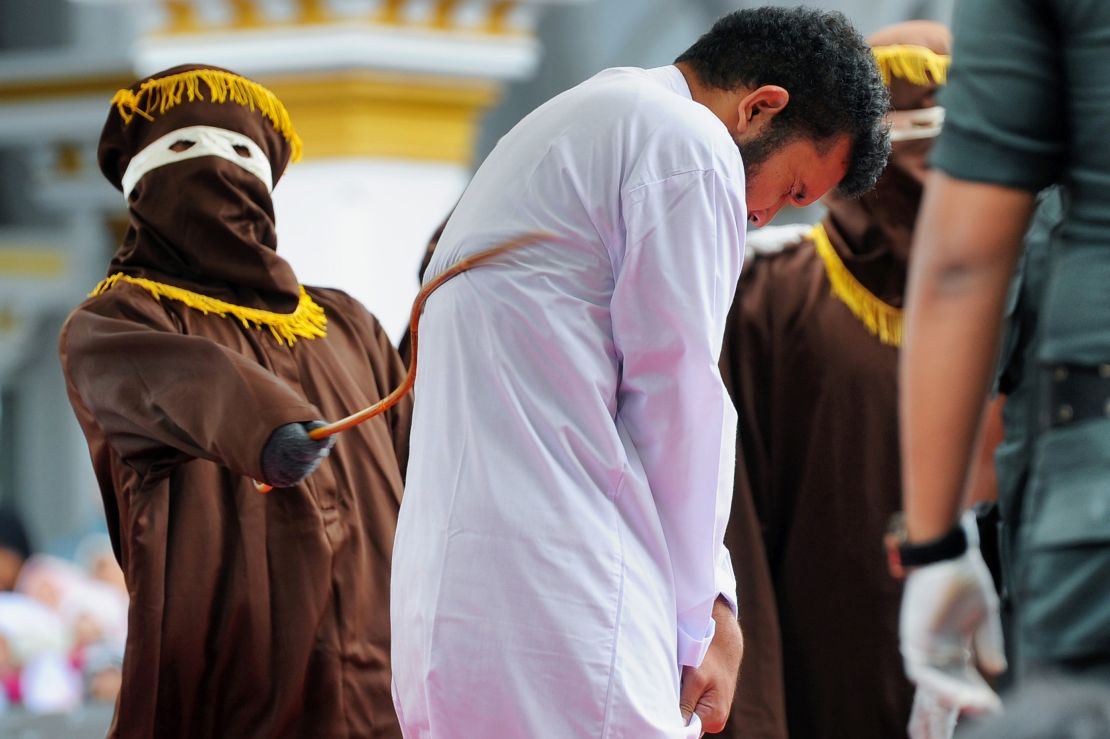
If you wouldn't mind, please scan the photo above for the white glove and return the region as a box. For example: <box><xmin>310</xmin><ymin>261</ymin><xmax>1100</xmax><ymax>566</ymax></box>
<box><xmin>899</xmin><ymin>513</ymin><xmax>1007</xmax><ymax>716</ymax></box>
<box><xmin>908</xmin><ymin>688</ymin><xmax>959</xmax><ymax>739</ymax></box>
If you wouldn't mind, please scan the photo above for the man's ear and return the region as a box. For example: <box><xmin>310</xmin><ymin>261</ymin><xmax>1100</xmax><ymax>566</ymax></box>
<box><xmin>736</xmin><ymin>85</ymin><xmax>789</xmax><ymax>135</ymax></box>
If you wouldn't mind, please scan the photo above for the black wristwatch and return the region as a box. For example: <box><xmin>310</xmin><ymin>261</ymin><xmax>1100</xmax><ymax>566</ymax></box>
<box><xmin>884</xmin><ymin>513</ymin><xmax>968</xmax><ymax>578</ymax></box>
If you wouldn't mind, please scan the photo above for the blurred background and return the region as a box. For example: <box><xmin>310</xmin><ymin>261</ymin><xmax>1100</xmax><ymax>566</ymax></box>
<box><xmin>0</xmin><ymin>0</ymin><xmax>950</xmax><ymax>734</ymax></box>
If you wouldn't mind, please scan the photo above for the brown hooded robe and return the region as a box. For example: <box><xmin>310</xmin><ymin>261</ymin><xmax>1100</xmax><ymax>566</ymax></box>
<box><xmin>719</xmin><ymin>24</ymin><xmax>951</xmax><ymax>739</ymax></box>
<box><xmin>59</xmin><ymin>67</ymin><xmax>409</xmax><ymax>738</ymax></box>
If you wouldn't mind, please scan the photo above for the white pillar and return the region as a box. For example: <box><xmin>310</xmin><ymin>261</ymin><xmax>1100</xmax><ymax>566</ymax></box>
<box><xmin>273</xmin><ymin>159</ymin><xmax>469</xmax><ymax>339</ymax></box>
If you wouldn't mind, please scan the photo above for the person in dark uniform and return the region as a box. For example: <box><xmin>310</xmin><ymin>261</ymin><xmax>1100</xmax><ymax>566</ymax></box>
<box><xmin>895</xmin><ymin>0</ymin><xmax>1110</xmax><ymax>718</ymax></box>
<box><xmin>717</xmin><ymin>21</ymin><xmax>952</xmax><ymax>739</ymax></box>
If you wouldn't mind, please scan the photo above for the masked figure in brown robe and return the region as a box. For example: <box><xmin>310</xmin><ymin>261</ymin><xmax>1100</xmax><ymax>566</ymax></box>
<box><xmin>58</xmin><ymin>65</ymin><xmax>410</xmax><ymax>737</ymax></box>
<box><xmin>718</xmin><ymin>22</ymin><xmax>951</xmax><ymax>739</ymax></box>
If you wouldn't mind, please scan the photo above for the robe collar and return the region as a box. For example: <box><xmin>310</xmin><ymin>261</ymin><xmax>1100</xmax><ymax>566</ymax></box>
<box><xmin>645</xmin><ymin>65</ymin><xmax>693</xmax><ymax>101</ymax></box>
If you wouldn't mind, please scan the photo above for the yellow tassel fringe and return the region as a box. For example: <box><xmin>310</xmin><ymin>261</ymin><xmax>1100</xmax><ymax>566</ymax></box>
<box><xmin>811</xmin><ymin>224</ymin><xmax>903</xmax><ymax>348</ymax></box>
<box><xmin>90</xmin><ymin>273</ymin><xmax>327</xmax><ymax>346</ymax></box>
<box><xmin>872</xmin><ymin>44</ymin><xmax>950</xmax><ymax>87</ymax></box>
<box><xmin>110</xmin><ymin>69</ymin><xmax>303</xmax><ymax>161</ymax></box>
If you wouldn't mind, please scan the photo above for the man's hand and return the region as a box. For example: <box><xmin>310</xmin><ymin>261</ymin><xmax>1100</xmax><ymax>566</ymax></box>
<box><xmin>260</xmin><ymin>421</ymin><xmax>335</xmax><ymax>488</ymax></box>
<box><xmin>899</xmin><ymin>543</ymin><xmax>1006</xmax><ymax>716</ymax></box>
<box><xmin>907</xmin><ymin>688</ymin><xmax>959</xmax><ymax>739</ymax></box>
<box><xmin>680</xmin><ymin>597</ymin><xmax>744</xmax><ymax>734</ymax></box>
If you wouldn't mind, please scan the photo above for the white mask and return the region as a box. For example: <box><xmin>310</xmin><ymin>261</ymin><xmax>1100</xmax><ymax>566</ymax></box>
<box><xmin>121</xmin><ymin>125</ymin><xmax>274</xmax><ymax>199</ymax></box>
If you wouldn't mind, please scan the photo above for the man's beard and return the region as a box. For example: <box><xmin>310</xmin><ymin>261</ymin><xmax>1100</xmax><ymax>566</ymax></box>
<box><xmin>735</xmin><ymin>124</ymin><xmax>791</xmax><ymax>182</ymax></box>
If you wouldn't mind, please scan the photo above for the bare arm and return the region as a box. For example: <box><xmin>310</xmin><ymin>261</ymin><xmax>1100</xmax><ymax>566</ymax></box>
<box><xmin>965</xmin><ymin>396</ymin><xmax>1006</xmax><ymax>507</ymax></box>
<box><xmin>900</xmin><ymin>172</ymin><xmax>1035</xmax><ymax>542</ymax></box>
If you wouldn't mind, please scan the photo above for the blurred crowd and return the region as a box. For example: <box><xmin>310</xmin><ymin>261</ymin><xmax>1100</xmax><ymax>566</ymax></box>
<box><xmin>0</xmin><ymin>508</ymin><xmax>125</xmax><ymax>715</ymax></box>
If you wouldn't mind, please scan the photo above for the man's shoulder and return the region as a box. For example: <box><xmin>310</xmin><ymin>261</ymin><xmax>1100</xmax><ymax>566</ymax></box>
<box><xmin>547</xmin><ymin>66</ymin><xmax>653</xmax><ymax>118</ymax></box>
<box><xmin>579</xmin><ymin>67</ymin><xmax>725</xmax><ymax>141</ymax></box>
<box><xmin>575</xmin><ymin>66</ymin><xmax>666</xmax><ymax>98</ymax></box>
<box><xmin>621</xmin><ymin>102</ymin><xmax>740</xmax><ymax>188</ymax></box>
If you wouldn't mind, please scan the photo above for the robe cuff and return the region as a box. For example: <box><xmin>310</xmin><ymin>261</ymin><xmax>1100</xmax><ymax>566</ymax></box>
<box><xmin>717</xmin><ymin>589</ymin><xmax>738</xmax><ymax>618</ymax></box>
<box><xmin>716</xmin><ymin>545</ymin><xmax>739</xmax><ymax>617</ymax></box>
<box><xmin>677</xmin><ymin>617</ymin><xmax>717</xmax><ymax>668</ymax></box>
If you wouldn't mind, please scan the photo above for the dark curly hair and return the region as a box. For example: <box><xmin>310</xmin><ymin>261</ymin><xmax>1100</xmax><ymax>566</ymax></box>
<box><xmin>675</xmin><ymin>6</ymin><xmax>891</xmax><ymax>198</ymax></box>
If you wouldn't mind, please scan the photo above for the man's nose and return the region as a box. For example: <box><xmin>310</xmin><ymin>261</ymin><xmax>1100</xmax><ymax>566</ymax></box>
<box><xmin>749</xmin><ymin>202</ymin><xmax>785</xmax><ymax>228</ymax></box>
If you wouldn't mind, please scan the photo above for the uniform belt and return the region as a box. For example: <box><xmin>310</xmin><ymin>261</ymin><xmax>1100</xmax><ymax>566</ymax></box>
<box><xmin>1042</xmin><ymin>362</ymin><xmax>1110</xmax><ymax>428</ymax></box>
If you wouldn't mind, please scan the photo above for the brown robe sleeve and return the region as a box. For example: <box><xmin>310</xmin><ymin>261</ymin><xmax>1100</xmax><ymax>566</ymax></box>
<box><xmin>719</xmin><ymin>253</ymin><xmax>789</xmax><ymax>739</ymax></box>
<box><xmin>60</xmin><ymin>288</ymin><xmax>322</xmax><ymax>482</ymax></box>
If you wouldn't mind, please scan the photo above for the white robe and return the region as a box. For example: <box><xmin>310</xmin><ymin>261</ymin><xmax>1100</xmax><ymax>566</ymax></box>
<box><xmin>391</xmin><ymin>65</ymin><xmax>745</xmax><ymax>738</ymax></box>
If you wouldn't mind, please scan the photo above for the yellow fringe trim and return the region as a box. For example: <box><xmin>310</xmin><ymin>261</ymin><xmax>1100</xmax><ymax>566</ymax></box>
<box><xmin>110</xmin><ymin>69</ymin><xmax>303</xmax><ymax>161</ymax></box>
<box><xmin>90</xmin><ymin>273</ymin><xmax>326</xmax><ymax>346</ymax></box>
<box><xmin>872</xmin><ymin>44</ymin><xmax>950</xmax><ymax>87</ymax></box>
<box><xmin>811</xmin><ymin>224</ymin><xmax>903</xmax><ymax>348</ymax></box>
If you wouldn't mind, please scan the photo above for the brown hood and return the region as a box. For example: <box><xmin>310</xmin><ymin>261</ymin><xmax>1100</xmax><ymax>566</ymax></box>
<box><xmin>821</xmin><ymin>21</ymin><xmax>951</xmax><ymax>305</ymax></box>
<box><xmin>97</xmin><ymin>64</ymin><xmax>302</xmax><ymax>311</ymax></box>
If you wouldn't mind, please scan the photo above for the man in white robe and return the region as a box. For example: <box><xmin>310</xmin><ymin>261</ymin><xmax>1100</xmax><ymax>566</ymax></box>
<box><xmin>391</xmin><ymin>8</ymin><xmax>891</xmax><ymax>737</ymax></box>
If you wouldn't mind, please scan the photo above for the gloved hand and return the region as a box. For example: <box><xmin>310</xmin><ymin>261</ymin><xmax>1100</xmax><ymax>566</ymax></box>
<box><xmin>907</xmin><ymin>688</ymin><xmax>959</xmax><ymax>739</ymax></box>
<box><xmin>899</xmin><ymin>513</ymin><xmax>1007</xmax><ymax>717</ymax></box>
<box><xmin>260</xmin><ymin>421</ymin><xmax>335</xmax><ymax>488</ymax></box>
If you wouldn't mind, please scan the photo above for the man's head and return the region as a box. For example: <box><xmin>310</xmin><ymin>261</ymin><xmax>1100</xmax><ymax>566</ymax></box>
<box><xmin>99</xmin><ymin>65</ymin><xmax>301</xmax><ymax>202</ymax></box>
<box><xmin>96</xmin><ymin>65</ymin><xmax>305</xmax><ymax>301</ymax></box>
<box><xmin>675</xmin><ymin>7</ymin><xmax>891</xmax><ymax>226</ymax></box>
